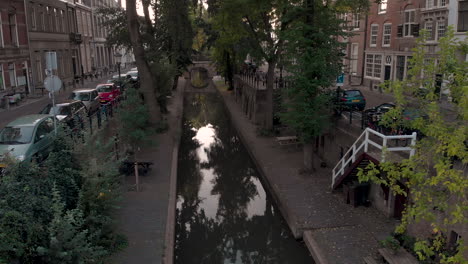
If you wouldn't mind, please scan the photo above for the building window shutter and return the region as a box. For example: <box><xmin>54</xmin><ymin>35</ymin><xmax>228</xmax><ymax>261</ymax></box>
<box><xmin>397</xmin><ymin>25</ymin><xmax>403</xmax><ymax>37</ymax></box>
<box><xmin>412</xmin><ymin>24</ymin><xmax>420</xmax><ymax>37</ymax></box>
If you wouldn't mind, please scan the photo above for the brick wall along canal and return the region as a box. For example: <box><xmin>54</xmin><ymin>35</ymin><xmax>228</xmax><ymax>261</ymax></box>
<box><xmin>175</xmin><ymin>92</ymin><xmax>313</xmax><ymax>263</ymax></box>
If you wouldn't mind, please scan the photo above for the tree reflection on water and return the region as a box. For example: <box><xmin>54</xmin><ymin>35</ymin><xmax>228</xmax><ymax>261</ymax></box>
<box><xmin>175</xmin><ymin>93</ymin><xmax>312</xmax><ymax>264</ymax></box>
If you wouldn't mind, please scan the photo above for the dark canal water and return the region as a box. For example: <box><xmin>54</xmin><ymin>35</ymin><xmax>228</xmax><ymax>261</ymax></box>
<box><xmin>175</xmin><ymin>92</ymin><xmax>313</xmax><ymax>264</ymax></box>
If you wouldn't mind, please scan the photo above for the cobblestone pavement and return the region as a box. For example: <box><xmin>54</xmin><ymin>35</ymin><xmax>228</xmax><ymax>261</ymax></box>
<box><xmin>216</xmin><ymin>81</ymin><xmax>398</xmax><ymax>264</ymax></box>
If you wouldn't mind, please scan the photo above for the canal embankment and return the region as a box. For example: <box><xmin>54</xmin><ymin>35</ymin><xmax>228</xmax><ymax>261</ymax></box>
<box><xmin>214</xmin><ymin>80</ymin><xmax>398</xmax><ymax>264</ymax></box>
<box><xmin>174</xmin><ymin>83</ymin><xmax>313</xmax><ymax>263</ymax></box>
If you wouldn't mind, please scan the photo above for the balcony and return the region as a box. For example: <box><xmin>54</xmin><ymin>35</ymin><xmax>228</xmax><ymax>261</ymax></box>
<box><xmin>69</xmin><ymin>33</ymin><xmax>83</xmax><ymax>44</ymax></box>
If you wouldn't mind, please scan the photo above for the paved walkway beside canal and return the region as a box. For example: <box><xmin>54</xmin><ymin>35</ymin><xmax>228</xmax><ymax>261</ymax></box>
<box><xmin>215</xmin><ymin>81</ymin><xmax>398</xmax><ymax>264</ymax></box>
<box><xmin>109</xmin><ymin>78</ymin><xmax>185</xmax><ymax>264</ymax></box>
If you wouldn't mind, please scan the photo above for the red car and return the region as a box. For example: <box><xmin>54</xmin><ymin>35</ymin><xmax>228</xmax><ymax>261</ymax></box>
<box><xmin>96</xmin><ymin>83</ymin><xmax>121</xmax><ymax>104</ymax></box>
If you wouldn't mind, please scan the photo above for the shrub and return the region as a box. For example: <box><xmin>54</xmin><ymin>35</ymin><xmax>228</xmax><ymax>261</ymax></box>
<box><xmin>0</xmin><ymin>131</ymin><xmax>124</xmax><ymax>263</ymax></box>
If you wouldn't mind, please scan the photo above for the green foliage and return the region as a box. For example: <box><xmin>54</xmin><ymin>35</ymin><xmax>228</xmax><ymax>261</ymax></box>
<box><xmin>380</xmin><ymin>236</ymin><xmax>401</xmax><ymax>252</ymax></box>
<box><xmin>97</xmin><ymin>7</ymin><xmax>132</xmax><ymax>49</ymax></box>
<box><xmin>0</xmin><ymin>132</ymin><xmax>124</xmax><ymax>263</ymax></box>
<box><xmin>281</xmin><ymin>0</ymin><xmax>368</xmax><ymax>143</ymax></box>
<box><xmin>358</xmin><ymin>27</ymin><xmax>468</xmax><ymax>263</ymax></box>
<box><xmin>117</xmin><ymin>86</ymin><xmax>154</xmax><ymax>150</ymax></box>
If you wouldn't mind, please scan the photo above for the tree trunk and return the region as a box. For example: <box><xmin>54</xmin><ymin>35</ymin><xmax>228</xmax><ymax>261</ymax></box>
<box><xmin>126</xmin><ymin>0</ymin><xmax>160</xmax><ymax>125</ymax></box>
<box><xmin>172</xmin><ymin>75</ymin><xmax>180</xmax><ymax>90</ymax></box>
<box><xmin>142</xmin><ymin>0</ymin><xmax>154</xmax><ymax>36</ymax></box>
<box><xmin>303</xmin><ymin>142</ymin><xmax>314</xmax><ymax>172</ymax></box>
<box><xmin>225</xmin><ymin>50</ymin><xmax>234</xmax><ymax>90</ymax></box>
<box><xmin>265</xmin><ymin>60</ymin><xmax>276</xmax><ymax>130</ymax></box>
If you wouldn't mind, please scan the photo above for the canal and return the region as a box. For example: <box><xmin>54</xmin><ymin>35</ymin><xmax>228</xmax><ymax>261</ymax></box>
<box><xmin>175</xmin><ymin>92</ymin><xmax>313</xmax><ymax>263</ymax></box>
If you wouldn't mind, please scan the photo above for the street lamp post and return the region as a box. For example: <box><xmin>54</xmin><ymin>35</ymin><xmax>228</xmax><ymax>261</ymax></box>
<box><xmin>114</xmin><ymin>52</ymin><xmax>122</xmax><ymax>80</ymax></box>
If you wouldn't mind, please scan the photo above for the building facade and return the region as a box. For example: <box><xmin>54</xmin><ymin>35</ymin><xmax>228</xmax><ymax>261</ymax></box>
<box><xmin>26</xmin><ymin>0</ymin><xmax>81</xmax><ymax>94</ymax></box>
<box><xmin>75</xmin><ymin>0</ymin><xmax>93</xmax><ymax>76</ymax></box>
<box><xmin>342</xmin><ymin>0</ymin><xmax>468</xmax><ymax>93</ymax></box>
<box><xmin>91</xmin><ymin>0</ymin><xmax>117</xmax><ymax>73</ymax></box>
<box><xmin>0</xmin><ymin>0</ymin><xmax>32</xmax><ymax>100</ymax></box>
<box><xmin>450</xmin><ymin>0</ymin><xmax>468</xmax><ymax>61</ymax></box>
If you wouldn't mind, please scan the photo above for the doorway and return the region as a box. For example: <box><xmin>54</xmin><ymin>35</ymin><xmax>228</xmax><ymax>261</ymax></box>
<box><xmin>384</xmin><ymin>65</ymin><xmax>391</xmax><ymax>81</ymax></box>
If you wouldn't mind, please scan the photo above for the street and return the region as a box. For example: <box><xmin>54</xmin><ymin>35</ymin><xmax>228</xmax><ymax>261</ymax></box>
<box><xmin>0</xmin><ymin>74</ymin><xmax>121</xmax><ymax>129</ymax></box>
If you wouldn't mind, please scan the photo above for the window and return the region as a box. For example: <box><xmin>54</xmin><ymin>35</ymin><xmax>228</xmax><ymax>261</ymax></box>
<box><xmin>353</xmin><ymin>13</ymin><xmax>360</xmax><ymax>30</ymax></box>
<box><xmin>30</xmin><ymin>5</ymin><xmax>37</xmax><ymax>30</ymax></box>
<box><xmin>54</xmin><ymin>8</ymin><xmax>60</xmax><ymax>32</ymax></box>
<box><xmin>425</xmin><ymin>21</ymin><xmax>434</xmax><ymax>40</ymax></box>
<box><xmin>382</xmin><ymin>24</ymin><xmax>392</xmax><ymax>47</ymax></box>
<box><xmin>396</xmin><ymin>56</ymin><xmax>406</xmax><ymax>80</ymax></box>
<box><xmin>34</xmin><ymin>52</ymin><xmax>43</xmax><ymax>83</ymax></box>
<box><xmin>404</xmin><ymin>10</ymin><xmax>416</xmax><ymax>37</ymax></box>
<box><xmin>365</xmin><ymin>54</ymin><xmax>382</xmax><ymax>78</ymax></box>
<box><xmin>44</xmin><ymin>6</ymin><xmax>50</xmax><ymax>31</ymax></box>
<box><xmin>440</xmin><ymin>0</ymin><xmax>447</xmax><ymax>6</ymax></box>
<box><xmin>0</xmin><ymin>13</ymin><xmax>3</xmax><ymax>47</ymax></box>
<box><xmin>0</xmin><ymin>65</ymin><xmax>4</xmax><ymax>90</ymax></box>
<box><xmin>406</xmin><ymin>56</ymin><xmax>414</xmax><ymax>79</ymax></box>
<box><xmin>437</xmin><ymin>20</ymin><xmax>446</xmax><ymax>40</ymax></box>
<box><xmin>60</xmin><ymin>10</ymin><xmax>65</xmax><ymax>32</ymax></box>
<box><xmin>88</xmin><ymin>14</ymin><xmax>92</xmax><ymax>36</ymax></box>
<box><xmin>458</xmin><ymin>1</ymin><xmax>468</xmax><ymax>32</ymax></box>
<box><xmin>8</xmin><ymin>14</ymin><xmax>18</xmax><ymax>46</ymax></box>
<box><xmin>379</xmin><ymin>0</ymin><xmax>387</xmax><ymax>14</ymax></box>
<box><xmin>8</xmin><ymin>63</ymin><xmax>16</xmax><ymax>87</ymax></box>
<box><xmin>35</xmin><ymin>118</ymin><xmax>54</xmax><ymax>142</ymax></box>
<box><xmin>350</xmin><ymin>43</ymin><xmax>358</xmax><ymax>75</ymax></box>
<box><xmin>77</xmin><ymin>10</ymin><xmax>82</xmax><ymax>33</ymax></box>
<box><xmin>427</xmin><ymin>0</ymin><xmax>434</xmax><ymax>9</ymax></box>
<box><xmin>39</xmin><ymin>5</ymin><xmax>45</xmax><ymax>31</ymax></box>
<box><xmin>370</xmin><ymin>24</ymin><xmax>379</xmax><ymax>46</ymax></box>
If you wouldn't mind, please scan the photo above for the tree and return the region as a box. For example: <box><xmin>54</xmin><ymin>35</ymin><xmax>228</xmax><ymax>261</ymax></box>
<box><xmin>158</xmin><ymin>0</ymin><xmax>193</xmax><ymax>90</ymax></box>
<box><xmin>281</xmin><ymin>0</ymin><xmax>370</xmax><ymax>171</ymax></box>
<box><xmin>126</xmin><ymin>0</ymin><xmax>161</xmax><ymax>124</ymax></box>
<box><xmin>359</xmin><ymin>28</ymin><xmax>468</xmax><ymax>263</ymax></box>
<box><xmin>210</xmin><ymin>0</ymin><xmax>292</xmax><ymax>130</ymax></box>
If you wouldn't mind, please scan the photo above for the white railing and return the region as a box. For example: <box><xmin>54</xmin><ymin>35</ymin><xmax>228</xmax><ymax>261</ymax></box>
<box><xmin>331</xmin><ymin>128</ymin><xmax>417</xmax><ymax>189</ymax></box>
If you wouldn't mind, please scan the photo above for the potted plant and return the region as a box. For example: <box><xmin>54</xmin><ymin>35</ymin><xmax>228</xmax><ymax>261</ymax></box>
<box><xmin>380</xmin><ymin>236</ymin><xmax>401</xmax><ymax>254</ymax></box>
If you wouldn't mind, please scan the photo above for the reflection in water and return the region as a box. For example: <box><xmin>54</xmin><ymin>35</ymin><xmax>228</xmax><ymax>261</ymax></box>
<box><xmin>175</xmin><ymin>93</ymin><xmax>313</xmax><ymax>264</ymax></box>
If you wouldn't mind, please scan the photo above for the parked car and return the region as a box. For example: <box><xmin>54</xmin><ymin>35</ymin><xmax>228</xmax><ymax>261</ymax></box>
<box><xmin>130</xmin><ymin>67</ymin><xmax>137</xmax><ymax>71</ymax></box>
<box><xmin>363</xmin><ymin>103</ymin><xmax>396</xmax><ymax>130</ymax></box>
<box><xmin>39</xmin><ymin>100</ymin><xmax>88</xmax><ymax>130</ymax></box>
<box><xmin>335</xmin><ymin>89</ymin><xmax>366</xmax><ymax>111</ymax></box>
<box><xmin>96</xmin><ymin>83</ymin><xmax>121</xmax><ymax>104</ymax></box>
<box><xmin>107</xmin><ymin>74</ymin><xmax>127</xmax><ymax>83</ymax></box>
<box><xmin>125</xmin><ymin>70</ymin><xmax>138</xmax><ymax>81</ymax></box>
<box><xmin>0</xmin><ymin>115</ymin><xmax>56</xmax><ymax>163</ymax></box>
<box><xmin>69</xmin><ymin>89</ymin><xmax>100</xmax><ymax>114</ymax></box>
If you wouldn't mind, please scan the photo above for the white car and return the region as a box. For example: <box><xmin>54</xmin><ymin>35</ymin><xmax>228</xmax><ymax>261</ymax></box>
<box><xmin>68</xmin><ymin>89</ymin><xmax>100</xmax><ymax>114</ymax></box>
<box><xmin>125</xmin><ymin>71</ymin><xmax>138</xmax><ymax>81</ymax></box>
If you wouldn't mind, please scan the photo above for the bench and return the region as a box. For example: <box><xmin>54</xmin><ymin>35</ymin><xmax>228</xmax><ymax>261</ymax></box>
<box><xmin>363</xmin><ymin>256</ymin><xmax>380</xmax><ymax>264</ymax></box>
<box><xmin>378</xmin><ymin>248</ymin><xmax>419</xmax><ymax>264</ymax></box>
<box><xmin>119</xmin><ymin>161</ymin><xmax>154</xmax><ymax>176</ymax></box>
<box><xmin>276</xmin><ymin>136</ymin><xmax>300</xmax><ymax>146</ymax></box>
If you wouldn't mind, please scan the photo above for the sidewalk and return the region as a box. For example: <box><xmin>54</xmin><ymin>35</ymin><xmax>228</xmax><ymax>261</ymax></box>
<box><xmin>216</xmin><ymin>82</ymin><xmax>397</xmax><ymax>264</ymax></box>
<box><xmin>109</xmin><ymin>78</ymin><xmax>184</xmax><ymax>264</ymax></box>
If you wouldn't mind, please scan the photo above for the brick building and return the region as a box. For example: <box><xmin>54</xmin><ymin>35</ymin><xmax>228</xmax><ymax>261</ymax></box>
<box><xmin>0</xmin><ymin>0</ymin><xmax>32</xmax><ymax>100</ymax></box>
<box><xmin>342</xmin><ymin>0</ymin><xmax>468</xmax><ymax>94</ymax></box>
<box><xmin>26</xmin><ymin>0</ymin><xmax>81</xmax><ymax>94</ymax></box>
